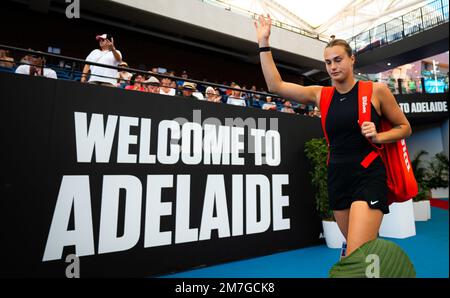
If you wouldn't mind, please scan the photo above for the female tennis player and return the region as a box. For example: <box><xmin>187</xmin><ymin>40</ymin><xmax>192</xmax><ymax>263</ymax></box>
<box><xmin>254</xmin><ymin>14</ymin><xmax>412</xmax><ymax>257</ymax></box>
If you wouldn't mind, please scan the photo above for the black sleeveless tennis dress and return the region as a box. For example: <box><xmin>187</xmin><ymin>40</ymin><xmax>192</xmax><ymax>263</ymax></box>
<box><xmin>325</xmin><ymin>82</ymin><xmax>389</xmax><ymax>214</ymax></box>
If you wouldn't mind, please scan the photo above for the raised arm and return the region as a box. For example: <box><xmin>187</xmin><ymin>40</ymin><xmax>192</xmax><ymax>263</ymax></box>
<box><xmin>80</xmin><ymin>64</ymin><xmax>90</xmax><ymax>83</ymax></box>
<box><xmin>254</xmin><ymin>14</ymin><xmax>322</xmax><ymax>106</ymax></box>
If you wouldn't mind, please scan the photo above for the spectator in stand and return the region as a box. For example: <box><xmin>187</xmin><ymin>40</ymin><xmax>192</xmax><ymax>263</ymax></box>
<box><xmin>226</xmin><ymin>82</ymin><xmax>236</xmax><ymax>96</ymax></box>
<box><xmin>219</xmin><ymin>81</ymin><xmax>228</xmax><ymax>96</ymax></box>
<box><xmin>313</xmin><ymin>106</ymin><xmax>321</xmax><ymax>117</ymax></box>
<box><xmin>307</xmin><ymin>106</ymin><xmax>320</xmax><ymax>117</ymax></box>
<box><xmin>145</xmin><ymin>76</ymin><xmax>160</xmax><ymax>94</ymax></box>
<box><xmin>117</xmin><ymin>61</ymin><xmax>132</xmax><ymax>88</ymax></box>
<box><xmin>0</xmin><ymin>49</ymin><xmax>14</xmax><ymax>68</ymax></box>
<box><xmin>307</xmin><ymin>105</ymin><xmax>315</xmax><ymax>117</ymax></box>
<box><xmin>248</xmin><ymin>85</ymin><xmax>260</xmax><ymax>103</ymax></box>
<box><xmin>197</xmin><ymin>79</ymin><xmax>208</xmax><ymax>94</ymax></box>
<box><xmin>176</xmin><ymin>70</ymin><xmax>188</xmax><ymax>91</ymax></box>
<box><xmin>250</xmin><ymin>85</ymin><xmax>259</xmax><ymax>100</ymax></box>
<box><xmin>226</xmin><ymin>84</ymin><xmax>246</xmax><ymax>106</ymax></box>
<box><xmin>241</xmin><ymin>85</ymin><xmax>250</xmax><ymax>99</ymax></box>
<box><xmin>170</xmin><ymin>80</ymin><xmax>178</xmax><ymax>95</ymax></box>
<box><xmin>214</xmin><ymin>88</ymin><xmax>222</xmax><ymax>102</ymax></box>
<box><xmin>19</xmin><ymin>49</ymin><xmax>34</xmax><ymax>64</ymax></box>
<box><xmin>181</xmin><ymin>81</ymin><xmax>197</xmax><ymax>99</ymax></box>
<box><xmin>296</xmin><ymin>103</ymin><xmax>308</xmax><ymax>115</ymax></box>
<box><xmin>159</xmin><ymin>73</ymin><xmax>176</xmax><ymax>96</ymax></box>
<box><xmin>15</xmin><ymin>54</ymin><xmax>57</xmax><ymax>79</ymax></box>
<box><xmin>125</xmin><ymin>73</ymin><xmax>146</xmax><ymax>92</ymax></box>
<box><xmin>192</xmin><ymin>84</ymin><xmax>205</xmax><ymax>100</ymax></box>
<box><xmin>261</xmin><ymin>96</ymin><xmax>277</xmax><ymax>111</ymax></box>
<box><xmin>81</xmin><ymin>33</ymin><xmax>122</xmax><ymax>87</ymax></box>
<box><xmin>150</xmin><ymin>67</ymin><xmax>159</xmax><ymax>74</ymax></box>
<box><xmin>281</xmin><ymin>100</ymin><xmax>296</xmax><ymax>114</ymax></box>
<box><xmin>205</xmin><ymin>86</ymin><xmax>220</xmax><ymax>102</ymax></box>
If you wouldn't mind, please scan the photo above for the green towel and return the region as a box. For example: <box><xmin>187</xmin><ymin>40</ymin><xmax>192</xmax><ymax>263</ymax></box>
<box><xmin>329</xmin><ymin>238</ymin><xmax>416</xmax><ymax>278</ymax></box>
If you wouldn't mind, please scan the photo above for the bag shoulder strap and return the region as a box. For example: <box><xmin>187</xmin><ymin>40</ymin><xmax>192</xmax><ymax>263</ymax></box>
<box><xmin>357</xmin><ymin>81</ymin><xmax>384</xmax><ymax>168</ymax></box>
<box><xmin>319</xmin><ymin>86</ymin><xmax>335</xmax><ymax>146</ymax></box>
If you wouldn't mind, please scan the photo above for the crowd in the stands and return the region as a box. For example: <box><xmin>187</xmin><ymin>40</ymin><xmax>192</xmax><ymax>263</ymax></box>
<box><xmin>0</xmin><ymin>33</ymin><xmax>320</xmax><ymax>117</ymax></box>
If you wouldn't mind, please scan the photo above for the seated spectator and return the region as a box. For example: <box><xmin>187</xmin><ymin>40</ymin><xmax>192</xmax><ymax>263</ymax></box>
<box><xmin>219</xmin><ymin>81</ymin><xmax>228</xmax><ymax>95</ymax></box>
<box><xmin>193</xmin><ymin>89</ymin><xmax>205</xmax><ymax>100</ymax></box>
<box><xmin>261</xmin><ymin>96</ymin><xmax>277</xmax><ymax>111</ymax></box>
<box><xmin>226</xmin><ymin>82</ymin><xmax>236</xmax><ymax>96</ymax></box>
<box><xmin>226</xmin><ymin>85</ymin><xmax>246</xmax><ymax>107</ymax></box>
<box><xmin>241</xmin><ymin>85</ymin><xmax>251</xmax><ymax>100</ymax></box>
<box><xmin>117</xmin><ymin>61</ymin><xmax>132</xmax><ymax>88</ymax></box>
<box><xmin>15</xmin><ymin>54</ymin><xmax>57</xmax><ymax>79</ymax></box>
<box><xmin>197</xmin><ymin>79</ymin><xmax>208</xmax><ymax>94</ymax></box>
<box><xmin>169</xmin><ymin>76</ymin><xmax>178</xmax><ymax>94</ymax></box>
<box><xmin>313</xmin><ymin>106</ymin><xmax>321</xmax><ymax>117</ymax></box>
<box><xmin>125</xmin><ymin>73</ymin><xmax>146</xmax><ymax>92</ymax></box>
<box><xmin>281</xmin><ymin>100</ymin><xmax>296</xmax><ymax>114</ymax></box>
<box><xmin>181</xmin><ymin>81</ymin><xmax>198</xmax><ymax>99</ymax></box>
<box><xmin>145</xmin><ymin>76</ymin><xmax>160</xmax><ymax>94</ymax></box>
<box><xmin>205</xmin><ymin>86</ymin><xmax>220</xmax><ymax>102</ymax></box>
<box><xmin>81</xmin><ymin>33</ymin><xmax>122</xmax><ymax>87</ymax></box>
<box><xmin>295</xmin><ymin>103</ymin><xmax>308</xmax><ymax>115</ymax></box>
<box><xmin>159</xmin><ymin>74</ymin><xmax>176</xmax><ymax>96</ymax></box>
<box><xmin>0</xmin><ymin>49</ymin><xmax>14</xmax><ymax>68</ymax></box>
<box><xmin>214</xmin><ymin>88</ymin><xmax>223</xmax><ymax>102</ymax></box>
<box><xmin>176</xmin><ymin>70</ymin><xmax>188</xmax><ymax>90</ymax></box>
<box><xmin>250</xmin><ymin>85</ymin><xmax>260</xmax><ymax>101</ymax></box>
<box><xmin>307</xmin><ymin>106</ymin><xmax>320</xmax><ymax>117</ymax></box>
<box><xmin>179</xmin><ymin>80</ymin><xmax>203</xmax><ymax>100</ymax></box>
<box><xmin>20</xmin><ymin>49</ymin><xmax>34</xmax><ymax>64</ymax></box>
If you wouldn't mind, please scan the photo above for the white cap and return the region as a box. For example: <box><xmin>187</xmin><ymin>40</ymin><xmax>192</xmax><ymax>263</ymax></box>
<box><xmin>145</xmin><ymin>76</ymin><xmax>160</xmax><ymax>84</ymax></box>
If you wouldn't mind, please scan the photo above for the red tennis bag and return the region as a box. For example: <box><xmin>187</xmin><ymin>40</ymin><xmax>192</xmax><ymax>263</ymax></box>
<box><xmin>320</xmin><ymin>80</ymin><xmax>418</xmax><ymax>205</ymax></box>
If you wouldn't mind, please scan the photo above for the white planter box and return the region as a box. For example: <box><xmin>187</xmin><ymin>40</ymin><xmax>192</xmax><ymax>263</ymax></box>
<box><xmin>380</xmin><ymin>199</ymin><xmax>416</xmax><ymax>239</ymax></box>
<box><xmin>322</xmin><ymin>220</ymin><xmax>346</xmax><ymax>249</ymax></box>
<box><xmin>431</xmin><ymin>187</ymin><xmax>449</xmax><ymax>199</ymax></box>
<box><xmin>413</xmin><ymin>200</ymin><xmax>430</xmax><ymax>221</ymax></box>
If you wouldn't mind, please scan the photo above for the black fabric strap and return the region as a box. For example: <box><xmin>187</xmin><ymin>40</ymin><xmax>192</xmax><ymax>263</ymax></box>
<box><xmin>258</xmin><ymin>47</ymin><xmax>271</xmax><ymax>53</ymax></box>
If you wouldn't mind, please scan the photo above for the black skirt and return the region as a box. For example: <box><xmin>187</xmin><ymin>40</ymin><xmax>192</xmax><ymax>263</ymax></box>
<box><xmin>327</xmin><ymin>154</ymin><xmax>389</xmax><ymax>214</ymax></box>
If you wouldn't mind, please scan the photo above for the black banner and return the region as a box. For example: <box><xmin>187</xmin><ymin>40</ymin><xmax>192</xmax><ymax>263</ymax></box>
<box><xmin>396</xmin><ymin>93</ymin><xmax>449</xmax><ymax>122</ymax></box>
<box><xmin>0</xmin><ymin>72</ymin><xmax>324</xmax><ymax>277</ymax></box>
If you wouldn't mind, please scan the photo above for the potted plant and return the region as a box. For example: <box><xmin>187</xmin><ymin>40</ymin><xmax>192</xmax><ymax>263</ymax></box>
<box><xmin>305</xmin><ymin>138</ymin><xmax>345</xmax><ymax>248</ymax></box>
<box><xmin>411</xmin><ymin>150</ymin><xmax>431</xmax><ymax>221</ymax></box>
<box><xmin>427</xmin><ymin>152</ymin><xmax>449</xmax><ymax>202</ymax></box>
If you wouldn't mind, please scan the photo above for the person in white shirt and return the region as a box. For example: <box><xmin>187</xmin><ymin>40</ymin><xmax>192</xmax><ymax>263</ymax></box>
<box><xmin>15</xmin><ymin>55</ymin><xmax>57</xmax><ymax>79</ymax></box>
<box><xmin>193</xmin><ymin>90</ymin><xmax>205</xmax><ymax>100</ymax></box>
<box><xmin>226</xmin><ymin>84</ymin><xmax>247</xmax><ymax>106</ymax></box>
<box><xmin>261</xmin><ymin>96</ymin><xmax>277</xmax><ymax>111</ymax></box>
<box><xmin>281</xmin><ymin>100</ymin><xmax>296</xmax><ymax>114</ymax></box>
<box><xmin>159</xmin><ymin>75</ymin><xmax>176</xmax><ymax>96</ymax></box>
<box><xmin>81</xmin><ymin>33</ymin><xmax>122</xmax><ymax>87</ymax></box>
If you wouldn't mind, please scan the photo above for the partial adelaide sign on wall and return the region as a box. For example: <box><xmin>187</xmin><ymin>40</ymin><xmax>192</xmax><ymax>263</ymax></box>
<box><xmin>0</xmin><ymin>73</ymin><xmax>324</xmax><ymax>277</ymax></box>
<box><xmin>396</xmin><ymin>93</ymin><xmax>449</xmax><ymax>117</ymax></box>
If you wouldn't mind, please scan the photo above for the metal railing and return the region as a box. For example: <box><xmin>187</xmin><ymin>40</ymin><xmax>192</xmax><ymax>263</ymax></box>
<box><xmin>0</xmin><ymin>44</ymin><xmax>318</xmax><ymax>115</ymax></box>
<box><xmin>199</xmin><ymin>0</ymin><xmax>330</xmax><ymax>42</ymax></box>
<box><xmin>348</xmin><ymin>0</ymin><xmax>449</xmax><ymax>54</ymax></box>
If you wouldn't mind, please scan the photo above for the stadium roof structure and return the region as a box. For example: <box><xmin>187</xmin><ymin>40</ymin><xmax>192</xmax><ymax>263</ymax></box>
<box><xmin>213</xmin><ymin>0</ymin><xmax>432</xmax><ymax>40</ymax></box>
